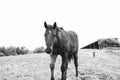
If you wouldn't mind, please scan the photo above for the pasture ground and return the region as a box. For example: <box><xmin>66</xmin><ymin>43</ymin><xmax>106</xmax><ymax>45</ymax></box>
<box><xmin>0</xmin><ymin>49</ymin><xmax>120</xmax><ymax>80</ymax></box>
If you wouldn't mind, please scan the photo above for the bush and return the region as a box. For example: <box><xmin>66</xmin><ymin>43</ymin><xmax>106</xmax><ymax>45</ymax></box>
<box><xmin>34</xmin><ymin>47</ymin><xmax>45</xmax><ymax>53</ymax></box>
<box><xmin>16</xmin><ymin>47</ymin><xmax>29</xmax><ymax>55</ymax></box>
<box><xmin>0</xmin><ymin>46</ymin><xmax>29</xmax><ymax>56</ymax></box>
<box><xmin>0</xmin><ymin>52</ymin><xmax>4</xmax><ymax>56</ymax></box>
<box><xmin>4</xmin><ymin>46</ymin><xmax>17</xmax><ymax>56</ymax></box>
<box><xmin>0</xmin><ymin>47</ymin><xmax>6</xmax><ymax>54</ymax></box>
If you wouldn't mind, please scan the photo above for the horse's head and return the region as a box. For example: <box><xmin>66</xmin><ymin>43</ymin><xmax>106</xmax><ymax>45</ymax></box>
<box><xmin>44</xmin><ymin>22</ymin><xmax>59</xmax><ymax>54</ymax></box>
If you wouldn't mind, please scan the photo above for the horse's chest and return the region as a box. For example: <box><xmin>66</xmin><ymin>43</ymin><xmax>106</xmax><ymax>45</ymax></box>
<box><xmin>53</xmin><ymin>45</ymin><xmax>65</xmax><ymax>54</ymax></box>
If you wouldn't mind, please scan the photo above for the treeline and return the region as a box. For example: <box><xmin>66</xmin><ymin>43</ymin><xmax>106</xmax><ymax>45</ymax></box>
<box><xmin>0</xmin><ymin>46</ymin><xmax>46</xmax><ymax>57</ymax></box>
<box><xmin>0</xmin><ymin>46</ymin><xmax>29</xmax><ymax>56</ymax></box>
<box><xmin>98</xmin><ymin>38</ymin><xmax>120</xmax><ymax>49</ymax></box>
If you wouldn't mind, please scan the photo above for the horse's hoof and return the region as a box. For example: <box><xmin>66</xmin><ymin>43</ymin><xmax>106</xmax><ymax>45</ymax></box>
<box><xmin>51</xmin><ymin>77</ymin><xmax>55</xmax><ymax>80</ymax></box>
<box><xmin>75</xmin><ymin>72</ymin><xmax>78</xmax><ymax>77</ymax></box>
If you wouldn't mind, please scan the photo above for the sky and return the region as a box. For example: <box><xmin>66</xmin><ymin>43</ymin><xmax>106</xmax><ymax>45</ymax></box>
<box><xmin>0</xmin><ymin>0</ymin><xmax>120</xmax><ymax>50</ymax></box>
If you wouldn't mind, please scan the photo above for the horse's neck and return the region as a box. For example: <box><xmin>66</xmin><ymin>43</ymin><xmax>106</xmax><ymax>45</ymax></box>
<box><xmin>55</xmin><ymin>30</ymin><xmax>67</xmax><ymax>47</ymax></box>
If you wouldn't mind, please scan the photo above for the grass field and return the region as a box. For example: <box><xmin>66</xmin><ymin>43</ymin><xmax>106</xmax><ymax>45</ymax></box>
<box><xmin>0</xmin><ymin>49</ymin><xmax>120</xmax><ymax>80</ymax></box>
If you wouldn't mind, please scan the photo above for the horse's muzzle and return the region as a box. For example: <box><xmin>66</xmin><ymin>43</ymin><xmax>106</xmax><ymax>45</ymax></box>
<box><xmin>46</xmin><ymin>47</ymin><xmax>52</xmax><ymax>54</ymax></box>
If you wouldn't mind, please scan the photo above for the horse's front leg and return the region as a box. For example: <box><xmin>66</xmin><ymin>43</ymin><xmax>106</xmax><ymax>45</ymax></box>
<box><xmin>50</xmin><ymin>54</ymin><xmax>58</xmax><ymax>80</ymax></box>
<box><xmin>61</xmin><ymin>56</ymin><xmax>68</xmax><ymax>80</ymax></box>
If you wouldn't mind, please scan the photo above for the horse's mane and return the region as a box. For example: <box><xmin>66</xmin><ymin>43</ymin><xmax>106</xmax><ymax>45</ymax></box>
<box><xmin>55</xmin><ymin>26</ymin><xmax>66</xmax><ymax>45</ymax></box>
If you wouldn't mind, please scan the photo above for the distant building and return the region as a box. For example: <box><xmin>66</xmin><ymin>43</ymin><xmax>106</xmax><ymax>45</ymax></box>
<box><xmin>81</xmin><ymin>40</ymin><xmax>99</xmax><ymax>49</ymax></box>
<box><xmin>81</xmin><ymin>38</ymin><xmax>120</xmax><ymax>49</ymax></box>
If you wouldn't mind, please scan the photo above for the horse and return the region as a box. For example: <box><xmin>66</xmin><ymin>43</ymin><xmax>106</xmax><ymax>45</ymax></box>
<box><xmin>44</xmin><ymin>22</ymin><xmax>79</xmax><ymax>80</ymax></box>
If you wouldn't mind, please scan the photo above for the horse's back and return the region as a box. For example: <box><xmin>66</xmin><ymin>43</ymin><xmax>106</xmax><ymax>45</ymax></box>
<box><xmin>67</xmin><ymin>31</ymin><xmax>79</xmax><ymax>46</ymax></box>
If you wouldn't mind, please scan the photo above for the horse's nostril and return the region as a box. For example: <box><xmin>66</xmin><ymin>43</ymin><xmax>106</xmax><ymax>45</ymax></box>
<box><xmin>46</xmin><ymin>48</ymin><xmax>51</xmax><ymax>54</ymax></box>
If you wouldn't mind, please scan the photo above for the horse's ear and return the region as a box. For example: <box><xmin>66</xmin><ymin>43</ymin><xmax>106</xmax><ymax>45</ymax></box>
<box><xmin>44</xmin><ymin>21</ymin><xmax>47</xmax><ymax>29</ymax></box>
<box><xmin>53</xmin><ymin>22</ymin><xmax>57</xmax><ymax>29</ymax></box>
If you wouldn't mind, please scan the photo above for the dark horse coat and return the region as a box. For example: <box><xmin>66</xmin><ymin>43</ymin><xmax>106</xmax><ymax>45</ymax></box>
<box><xmin>44</xmin><ymin>22</ymin><xmax>79</xmax><ymax>80</ymax></box>
<box><xmin>53</xmin><ymin>29</ymin><xmax>78</xmax><ymax>61</ymax></box>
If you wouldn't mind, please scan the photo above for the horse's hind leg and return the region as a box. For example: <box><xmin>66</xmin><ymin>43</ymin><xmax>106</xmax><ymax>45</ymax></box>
<box><xmin>73</xmin><ymin>51</ymin><xmax>78</xmax><ymax>77</ymax></box>
<box><xmin>50</xmin><ymin>54</ymin><xmax>58</xmax><ymax>80</ymax></box>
